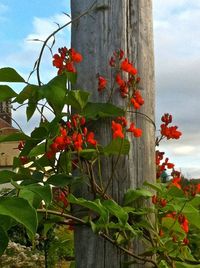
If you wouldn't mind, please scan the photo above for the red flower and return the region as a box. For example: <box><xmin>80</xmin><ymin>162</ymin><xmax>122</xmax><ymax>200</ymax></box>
<box><xmin>167</xmin><ymin>162</ymin><xmax>174</xmax><ymax>169</ymax></box>
<box><xmin>72</xmin><ymin>133</ymin><xmax>83</xmax><ymax>151</ymax></box>
<box><xmin>116</xmin><ymin>116</ymin><xmax>127</xmax><ymax>127</ymax></box>
<box><xmin>112</xmin><ymin>121</ymin><xmax>124</xmax><ymax>139</ymax></box>
<box><xmin>87</xmin><ymin>132</ymin><xmax>97</xmax><ymax>146</ymax></box>
<box><xmin>152</xmin><ymin>195</ymin><xmax>158</xmax><ymax>204</ymax></box>
<box><xmin>179</xmin><ymin>216</ymin><xmax>189</xmax><ymax>233</ymax></box>
<box><xmin>127</xmin><ymin>122</ymin><xmax>135</xmax><ymax>133</ymax></box>
<box><xmin>130</xmin><ymin>91</ymin><xmax>144</xmax><ymax>110</ymax></box>
<box><xmin>171</xmin><ymin>177</ymin><xmax>182</xmax><ymax>189</ymax></box>
<box><xmin>161</xmin><ymin>114</ymin><xmax>172</xmax><ymax>125</ymax></box>
<box><xmin>109</xmin><ymin>56</ymin><xmax>115</xmax><ymax>67</ymax></box>
<box><xmin>160</xmin><ymin>198</ymin><xmax>167</xmax><ymax>207</ymax></box>
<box><xmin>98</xmin><ymin>76</ymin><xmax>107</xmax><ymax>92</ymax></box>
<box><xmin>133</xmin><ymin>128</ymin><xmax>142</xmax><ymax>137</ymax></box>
<box><xmin>53</xmin><ymin>47</ymin><xmax>82</xmax><ymax>75</ymax></box>
<box><xmin>183</xmin><ymin>237</ymin><xmax>189</xmax><ymax>245</ymax></box>
<box><xmin>120</xmin><ymin>58</ymin><xmax>137</xmax><ymax>75</ymax></box>
<box><xmin>70</xmin><ymin>48</ymin><xmax>83</xmax><ymax>63</ymax></box>
<box><xmin>196</xmin><ymin>183</ymin><xmax>200</xmax><ymax>194</ymax></box>
<box><xmin>20</xmin><ymin>156</ymin><xmax>28</xmax><ymax>165</ymax></box>
<box><xmin>53</xmin><ymin>54</ymin><xmax>64</xmax><ymax>68</ymax></box>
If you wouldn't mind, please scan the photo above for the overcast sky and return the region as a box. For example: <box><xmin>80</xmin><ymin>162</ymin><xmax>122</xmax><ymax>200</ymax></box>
<box><xmin>0</xmin><ymin>1</ymin><xmax>199</xmax><ymax>178</ymax></box>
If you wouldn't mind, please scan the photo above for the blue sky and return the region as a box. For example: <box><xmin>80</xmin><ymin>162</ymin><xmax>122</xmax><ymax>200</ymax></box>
<box><xmin>0</xmin><ymin>1</ymin><xmax>200</xmax><ymax>178</ymax></box>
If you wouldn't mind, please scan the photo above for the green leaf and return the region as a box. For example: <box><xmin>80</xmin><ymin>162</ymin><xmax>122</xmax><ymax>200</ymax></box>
<box><xmin>0</xmin><ymin>170</ymin><xmax>18</xmax><ymax>184</ymax></box>
<box><xmin>0</xmin><ymin>85</ymin><xmax>17</xmax><ymax>102</ymax></box>
<box><xmin>31</xmin><ymin>127</ymin><xmax>48</xmax><ymax>139</ymax></box>
<box><xmin>57</xmin><ymin>151</ymin><xmax>72</xmax><ymax>174</ymax></box>
<box><xmin>26</xmin><ymin>99</ymin><xmax>37</xmax><ymax>120</ymax></box>
<box><xmin>13</xmin><ymin>84</ymin><xmax>40</xmax><ymax>104</ymax></box>
<box><xmin>29</xmin><ymin>142</ymin><xmax>46</xmax><ymax>157</ymax></box>
<box><xmin>167</xmin><ymin>186</ymin><xmax>185</xmax><ymax>198</ymax></box>
<box><xmin>123</xmin><ymin>188</ymin><xmax>153</xmax><ymax>205</ymax></box>
<box><xmin>0</xmin><ymin>67</ymin><xmax>25</xmax><ymax>82</ymax></box>
<box><xmin>0</xmin><ymin>215</ymin><xmax>13</xmax><ymax>231</ymax></box>
<box><xmin>46</xmin><ymin>174</ymin><xmax>83</xmax><ymax>187</ymax></box>
<box><xmin>183</xmin><ymin>204</ymin><xmax>200</xmax><ymax>229</ymax></box>
<box><xmin>0</xmin><ymin>226</ymin><xmax>9</xmax><ymax>256</ymax></box>
<box><xmin>42</xmin><ymin>74</ymin><xmax>67</xmax><ymax>114</ymax></box>
<box><xmin>68</xmin><ymin>194</ymin><xmax>108</xmax><ymax>223</ymax></box>
<box><xmin>143</xmin><ymin>181</ymin><xmax>163</xmax><ymax>192</ymax></box>
<box><xmin>102</xmin><ymin>199</ymin><xmax>128</xmax><ymax>225</ymax></box>
<box><xmin>65</xmin><ymin>89</ymin><xmax>90</xmax><ymax>111</ymax></box>
<box><xmin>103</xmin><ymin>138</ymin><xmax>130</xmax><ymax>156</ymax></box>
<box><xmin>81</xmin><ymin>102</ymin><xmax>124</xmax><ymax>119</ymax></box>
<box><xmin>0</xmin><ymin>132</ymin><xmax>29</xmax><ymax>143</ymax></box>
<box><xmin>0</xmin><ymin>197</ymin><xmax>37</xmax><ymax>237</ymax></box>
<box><xmin>22</xmin><ymin>184</ymin><xmax>52</xmax><ymax>206</ymax></box>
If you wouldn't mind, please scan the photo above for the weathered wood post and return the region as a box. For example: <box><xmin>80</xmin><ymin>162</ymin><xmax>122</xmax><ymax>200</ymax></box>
<box><xmin>71</xmin><ymin>0</ymin><xmax>155</xmax><ymax>267</ymax></box>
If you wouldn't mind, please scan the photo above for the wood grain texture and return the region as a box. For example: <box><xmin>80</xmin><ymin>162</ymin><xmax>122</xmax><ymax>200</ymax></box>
<box><xmin>71</xmin><ymin>1</ymin><xmax>155</xmax><ymax>267</ymax></box>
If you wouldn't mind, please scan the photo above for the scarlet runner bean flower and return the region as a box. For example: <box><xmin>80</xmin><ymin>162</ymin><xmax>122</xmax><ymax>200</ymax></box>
<box><xmin>53</xmin><ymin>47</ymin><xmax>82</xmax><ymax>75</ymax></box>
<box><xmin>98</xmin><ymin>76</ymin><xmax>107</xmax><ymax>92</ymax></box>
<box><xmin>130</xmin><ymin>90</ymin><xmax>144</xmax><ymax>110</ymax></box>
<box><xmin>160</xmin><ymin>113</ymin><xmax>182</xmax><ymax>140</ymax></box>
<box><xmin>111</xmin><ymin>121</ymin><xmax>124</xmax><ymax>139</ymax></box>
<box><xmin>87</xmin><ymin>132</ymin><xmax>98</xmax><ymax>146</ymax></box>
<box><xmin>45</xmin><ymin>114</ymin><xmax>99</xmax><ymax>158</ymax></box>
<box><xmin>120</xmin><ymin>58</ymin><xmax>137</xmax><ymax>75</ymax></box>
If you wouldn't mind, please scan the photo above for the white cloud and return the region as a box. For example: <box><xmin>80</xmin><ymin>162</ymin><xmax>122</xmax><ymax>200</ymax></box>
<box><xmin>26</xmin><ymin>13</ymin><xmax>70</xmax><ymax>41</ymax></box>
<box><xmin>0</xmin><ymin>12</ymin><xmax>71</xmax><ymax>85</ymax></box>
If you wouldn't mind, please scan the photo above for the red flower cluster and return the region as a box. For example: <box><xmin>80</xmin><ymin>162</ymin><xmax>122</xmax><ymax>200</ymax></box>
<box><xmin>183</xmin><ymin>182</ymin><xmax>200</xmax><ymax>197</ymax></box>
<box><xmin>160</xmin><ymin>113</ymin><xmax>182</xmax><ymax>140</ymax></box>
<box><xmin>112</xmin><ymin>121</ymin><xmax>124</xmax><ymax>139</ymax></box>
<box><xmin>120</xmin><ymin>58</ymin><xmax>137</xmax><ymax>75</ymax></box>
<box><xmin>127</xmin><ymin>122</ymin><xmax>142</xmax><ymax>137</ymax></box>
<box><xmin>151</xmin><ymin>195</ymin><xmax>167</xmax><ymax>207</ymax></box>
<box><xmin>53</xmin><ymin>47</ymin><xmax>82</xmax><ymax>75</ymax></box>
<box><xmin>99</xmin><ymin>49</ymin><xmax>144</xmax><ymax>108</ymax></box>
<box><xmin>156</xmin><ymin>150</ymin><xmax>174</xmax><ymax>179</ymax></box>
<box><xmin>46</xmin><ymin>114</ymin><xmax>97</xmax><ymax>159</ymax></box>
<box><xmin>112</xmin><ymin>119</ymin><xmax>142</xmax><ymax>139</ymax></box>
<box><xmin>130</xmin><ymin>90</ymin><xmax>144</xmax><ymax>110</ymax></box>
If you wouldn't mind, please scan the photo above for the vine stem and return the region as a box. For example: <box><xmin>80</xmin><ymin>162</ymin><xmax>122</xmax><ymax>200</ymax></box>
<box><xmin>36</xmin><ymin>1</ymin><xmax>97</xmax><ymax>86</ymax></box>
<box><xmin>37</xmin><ymin>209</ymin><xmax>86</xmax><ymax>225</ymax></box>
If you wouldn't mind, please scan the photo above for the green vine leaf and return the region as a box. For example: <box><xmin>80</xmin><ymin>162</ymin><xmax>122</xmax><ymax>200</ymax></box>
<box><xmin>13</xmin><ymin>84</ymin><xmax>41</xmax><ymax>104</ymax></box>
<box><xmin>102</xmin><ymin>199</ymin><xmax>128</xmax><ymax>225</ymax></box>
<box><xmin>65</xmin><ymin>89</ymin><xmax>90</xmax><ymax>111</ymax></box>
<box><xmin>81</xmin><ymin>102</ymin><xmax>124</xmax><ymax>119</ymax></box>
<box><xmin>41</xmin><ymin>74</ymin><xmax>67</xmax><ymax>114</ymax></box>
<box><xmin>0</xmin><ymin>67</ymin><xmax>25</xmax><ymax>83</ymax></box>
<box><xmin>123</xmin><ymin>188</ymin><xmax>153</xmax><ymax>206</ymax></box>
<box><xmin>103</xmin><ymin>138</ymin><xmax>130</xmax><ymax>156</ymax></box>
<box><xmin>0</xmin><ymin>85</ymin><xmax>17</xmax><ymax>101</ymax></box>
<box><xmin>68</xmin><ymin>194</ymin><xmax>109</xmax><ymax>223</ymax></box>
<box><xmin>0</xmin><ymin>197</ymin><xmax>38</xmax><ymax>237</ymax></box>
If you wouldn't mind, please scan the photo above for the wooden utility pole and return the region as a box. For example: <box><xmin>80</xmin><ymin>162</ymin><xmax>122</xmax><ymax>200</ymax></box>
<box><xmin>71</xmin><ymin>1</ymin><xmax>155</xmax><ymax>267</ymax></box>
